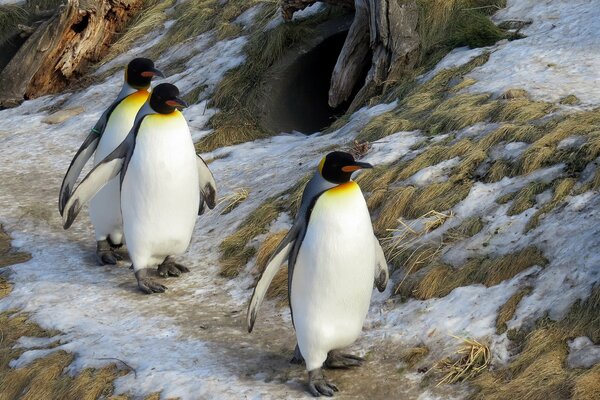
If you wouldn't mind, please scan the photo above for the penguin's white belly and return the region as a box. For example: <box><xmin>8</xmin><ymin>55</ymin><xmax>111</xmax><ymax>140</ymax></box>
<box><xmin>89</xmin><ymin>91</ymin><xmax>148</xmax><ymax>242</ymax></box>
<box><xmin>291</xmin><ymin>182</ymin><xmax>375</xmax><ymax>371</ymax></box>
<box><xmin>121</xmin><ymin>112</ymin><xmax>199</xmax><ymax>269</ymax></box>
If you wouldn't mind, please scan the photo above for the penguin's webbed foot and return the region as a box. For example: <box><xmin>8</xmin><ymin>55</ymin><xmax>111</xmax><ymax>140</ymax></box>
<box><xmin>324</xmin><ymin>350</ymin><xmax>364</xmax><ymax>369</ymax></box>
<box><xmin>96</xmin><ymin>240</ymin><xmax>123</xmax><ymax>265</ymax></box>
<box><xmin>157</xmin><ymin>257</ymin><xmax>190</xmax><ymax>278</ymax></box>
<box><xmin>290</xmin><ymin>344</ymin><xmax>304</xmax><ymax>364</ymax></box>
<box><xmin>135</xmin><ymin>269</ymin><xmax>167</xmax><ymax>294</ymax></box>
<box><xmin>308</xmin><ymin>368</ymin><xmax>338</xmax><ymax>397</ymax></box>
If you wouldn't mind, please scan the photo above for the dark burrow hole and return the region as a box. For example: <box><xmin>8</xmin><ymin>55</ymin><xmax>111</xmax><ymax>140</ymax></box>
<box><xmin>71</xmin><ymin>13</ymin><xmax>90</xmax><ymax>33</ymax></box>
<box><xmin>264</xmin><ymin>30</ymin><xmax>370</xmax><ymax>134</ymax></box>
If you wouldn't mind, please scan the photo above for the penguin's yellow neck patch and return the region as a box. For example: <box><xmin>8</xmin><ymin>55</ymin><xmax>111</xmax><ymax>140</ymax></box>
<box><xmin>117</xmin><ymin>90</ymin><xmax>149</xmax><ymax>113</ymax></box>
<box><xmin>318</xmin><ymin>156</ymin><xmax>326</xmax><ymax>175</ymax></box>
<box><xmin>128</xmin><ymin>90</ymin><xmax>150</xmax><ymax>102</ymax></box>
<box><xmin>326</xmin><ymin>181</ymin><xmax>359</xmax><ymax>196</ymax></box>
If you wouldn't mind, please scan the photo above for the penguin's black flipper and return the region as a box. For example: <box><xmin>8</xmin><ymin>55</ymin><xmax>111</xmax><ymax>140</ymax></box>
<box><xmin>62</xmin><ymin>132</ymin><xmax>134</xmax><ymax>230</ymax></box>
<box><xmin>247</xmin><ymin>240</ymin><xmax>294</xmax><ymax>333</ymax></box>
<box><xmin>374</xmin><ymin>236</ymin><xmax>389</xmax><ymax>292</ymax></box>
<box><xmin>196</xmin><ymin>155</ymin><xmax>216</xmax><ymax>215</ymax></box>
<box><xmin>58</xmin><ymin>101</ymin><xmax>120</xmax><ymax>215</ymax></box>
<box><xmin>58</xmin><ymin>131</ymin><xmax>100</xmax><ymax>215</ymax></box>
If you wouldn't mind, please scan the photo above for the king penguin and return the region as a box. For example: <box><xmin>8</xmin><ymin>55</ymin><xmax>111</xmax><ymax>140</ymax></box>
<box><xmin>61</xmin><ymin>83</ymin><xmax>217</xmax><ymax>294</ymax></box>
<box><xmin>58</xmin><ymin>58</ymin><xmax>164</xmax><ymax>265</ymax></box>
<box><xmin>247</xmin><ymin>151</ymin><xmax>389</xmax><ymax>397</ymax></box>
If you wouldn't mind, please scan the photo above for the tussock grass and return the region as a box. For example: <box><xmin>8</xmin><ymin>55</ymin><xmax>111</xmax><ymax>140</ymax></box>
<box><xmin>516</xmin><ymin>108</ymin><xmax>600</xmax><ymax>175</ymax></box>
<box><xmin>356</xmin><ymin>164</ymin><xmax>404</xmax><ymax>209</ymax></box>
<box><xmin>444</xmin><ymin>216</ymin><xmax>484</xmax><ymax>242</ymax></box>
<box><xmin>525</xmin><ymin>178</ymin><xmax>575</xmax><ymax>231</ymax></box>
<box><xmin>484</xmin><ymin>159</ymin><xmax>513</xmax><ymax>183</ymax></box>
<box><xmin>375</xmin><ymin>181</ymin><xmax>472</xmax><ymax>234</ymax></box>
<box><xmin>0</xmin><ymin>311</ymin><xmax>164</xmax><ymax>400</ymax></box>
<box><xmin>496</xmin><ymin>287</ymin><xmax>532</xmax><ymax>334</ymax></box>
<box><xmin>406</xmin><ymin>246</ymin><xmax>546</xmax><ymax>300</ymax></box>
<box><xmin>507</xmin><ymin>181</ymin><xmax>551</xmax><ymax>216</ymax></box>
<box><xmin>156</xmin><ymin>0</ymin><xmax>265</xmax><ymax>53</ymax></box>
<box><xmin>416</xmin><ymin>0</ymin><xmax>506</xmax><ymax>65</ymax></box>
<box><xmin>560</xmin><ymin>94</ymin><xmax>580</xmax><ymax>106</ymax></box>
<box><xmin>255</xmin><ymin>231</ymin><xmax>287</xmax><ymax>272</ymax></box>
<box><xmin>501</xmin><ymin>88</ymin><xmax>529</xmax><ymax>100</ymax></box>
<box><xmin>426</xmin><ymin>93</ymin><xmax>498</xmax><ymax>134</ymax></box>
<box><xmin>436</xmin><ymin>336</ymin><xmax>491</xmax><ymax>385</ymax></box>
<box><xmin>219</xmin><ymin>197</ymin><xmax>283</xmax><ymax>277</ymax></box>
<box><xmin>0</xmin><ymin>224</ymin><xmax>31</xmax><ymax>267</ymax></box>
<box><xmin>572</xmin><ymin>365</ymin><xmax>600</xmax><ymax>400</ymax></box>
<box><xmin>356</xmin><ymin>112</ymin><xmax>413</xmax><ymax>142</ymax></box>
<box><xmin>105</xmin><ymin>0</ymin><xmax>174</xmax><ymax>61</ymax></box>
<box><xmin>384</xmin><ymin>210</ymin><xmax>452</xmax><ymax>277</ymax></box>
<box><xmin>471</xmin><ymin>287</ymin><xmax>600</xmax><ymax>399</ymax></box>
<box><xmin>219</xmin><ymin>188</ymin><xmax>249</xmax><ymax>215</ymax></box>
<box><xmin>491</xmin><ymin>98</ymin><xmax>556</xmax><ymax>123</ymax></box>
<box><xmin>401</xmin><ymin>345</ymin><xmax>430</xmax><ymax>368</ymax></box>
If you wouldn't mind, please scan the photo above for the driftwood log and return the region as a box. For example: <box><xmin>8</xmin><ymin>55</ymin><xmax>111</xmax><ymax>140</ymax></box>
<box><xmin>0</xmin><ymin>0</ymin><xmax>143</xmax><ymax>108</ymax></box>
<box><xmin>283</xmin><ymin>0</ymin><xmax>420</xmax><ymax>111</ymax></box>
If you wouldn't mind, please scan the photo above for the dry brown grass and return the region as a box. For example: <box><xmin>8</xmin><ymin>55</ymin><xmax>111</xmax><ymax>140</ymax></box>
<box><xmin>496</xmin><ymin>287</ymin><xmax>532</xmax><ymax>334</ymax></box>
<box><xmin>444</xmin><ymin>216</ymin><xmax>484</xmax><ymax>242</ymax></box>
<box><xmin>470</xmin><ymin>286</ymin><xmax>600</xmax><ymax>399</ymax></box>
<box><xmin>507</xmin><ymin>181</ymin><xmax>551</xmax><ymax>216</ymax></box>
<box><xmin>105</xmin><ymin>0</ymin><xmax>175</xmax><ymax>61</ymax></box>
<box><xmin>401</xmin><ymin>345</ymin><xmax>430</xmax><ymax>368</ymax></box>
<box><xmin>436</xmin><ymin>336</ymin><xmax>491</xmax><ymax>385</ymax></box>
<box><xmin>219</xmin><ymin>188</ymin><xmax>249</xmax><ymax>215</ymax></box>
<box><xmin>492</xmin><ymin>98</ymin><xmax>556</xmax><ymax>123</ymax></box>
<box><xmin>560</xmin><ymin>95</ymin><xmax>581</xmax><ymax>106</ymax></box>
<box><xmin>0</xmin><ymin>225</ymin><xmax>31</xmax><ymax>268</ymax></box>
<box><xmin>356</xmin><ymin>112</ymin><xmax>413</xmax><ymax>142</ymax></box>
<box><xmin>501</xmin><ymin>88</ymin><xmax>530</xmax><ymax>100</ymax></box>
<box><xmin>219</xmin><ymin>197</ymin><xmax>283</xmax><ymax>277</ymax></box>
<box><xmin>525</xmin><ymin>178</ymin><xmax>575</xmax><ymax>231</ymax></box>
<box><xmin>572</xmin><ymin>365</ymin><xmax>600</xmax><ymax>400</ymax></box>
<box><xmin>375</xmin><ymin>180</ymin><xmax>472</xmax><ymax>235</ymax></box>
<box><xmin>404</xmin><ymin>247</ymin><xmax>546</xmax><ymax>300</ymax></box>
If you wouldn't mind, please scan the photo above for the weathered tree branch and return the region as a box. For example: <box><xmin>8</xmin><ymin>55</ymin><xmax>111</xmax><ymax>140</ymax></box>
<box><xmin>328</xmin><ymin>0</ymin><xmax>370</xmax><ymax>108</ymax></box>
<box><xmin>0</xmin><ymin>0</ymin><xmax>143</xmax><ymax>107</ymax></box>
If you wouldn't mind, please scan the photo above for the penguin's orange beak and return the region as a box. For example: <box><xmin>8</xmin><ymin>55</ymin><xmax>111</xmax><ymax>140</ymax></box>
<box><xmin>166</xmin><ymin>97</ymin><xmax>189</xmax><ymax>110</ymax></box>
<box><xmin>341</xmin><ymin>161</ymin><xmax>373</xmax><ymax>173</ymax></box>
<box><xmin>141</xmin><ymin>67</ymin><xmax>165</xmax><ymax>78</ymax></box>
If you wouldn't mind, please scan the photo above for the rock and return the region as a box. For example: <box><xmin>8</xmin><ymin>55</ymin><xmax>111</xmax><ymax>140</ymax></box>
<box><xmin>42</xmin><ymin>106</ymin><xmax>85</xmax><ymax>124</ymax></box>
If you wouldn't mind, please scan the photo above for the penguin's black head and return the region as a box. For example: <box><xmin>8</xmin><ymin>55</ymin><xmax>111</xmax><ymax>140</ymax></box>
<box><xmin>149</xmin><ymin>83</ymin><xmax>189</xmax><ymax>114</ymax></box>
<box><xmin>319</xmin><ymin>151</ymin><xmax>373</xmax><ymax>184</ymax></box>
<box><xmin>125</xmin><ymin>58</ymin><xmax>164</xmax><ymax>89</ymax></box>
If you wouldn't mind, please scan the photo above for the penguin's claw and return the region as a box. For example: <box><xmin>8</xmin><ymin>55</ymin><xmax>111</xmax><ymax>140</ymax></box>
<box><xmin>308</xmin><ymin>369</ymin><xmax>338</xmax><ymax>397</ymax></box>
<box><xmin>157</xmin><ymin>258</ymin><xmax>190</xmax><ymax>278</ymax></box>
<box><xmin>137</xmin><ymin>278</ymin><xmax>167</xmax><ymax>294</ymax></box>
<box><xmin>135</xmin><ymin>268</ymin><xmax>167</xmax><ymax>294</ymax></box>
<box><xmin>96</xmin><ymin>240</ymin><xmax>122</xmax><ymax>265</ymax></box>
<box><xmin>324</xmin><ymin>351</ymin><xmax>365</xmax><ymax>369</ymax></box>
